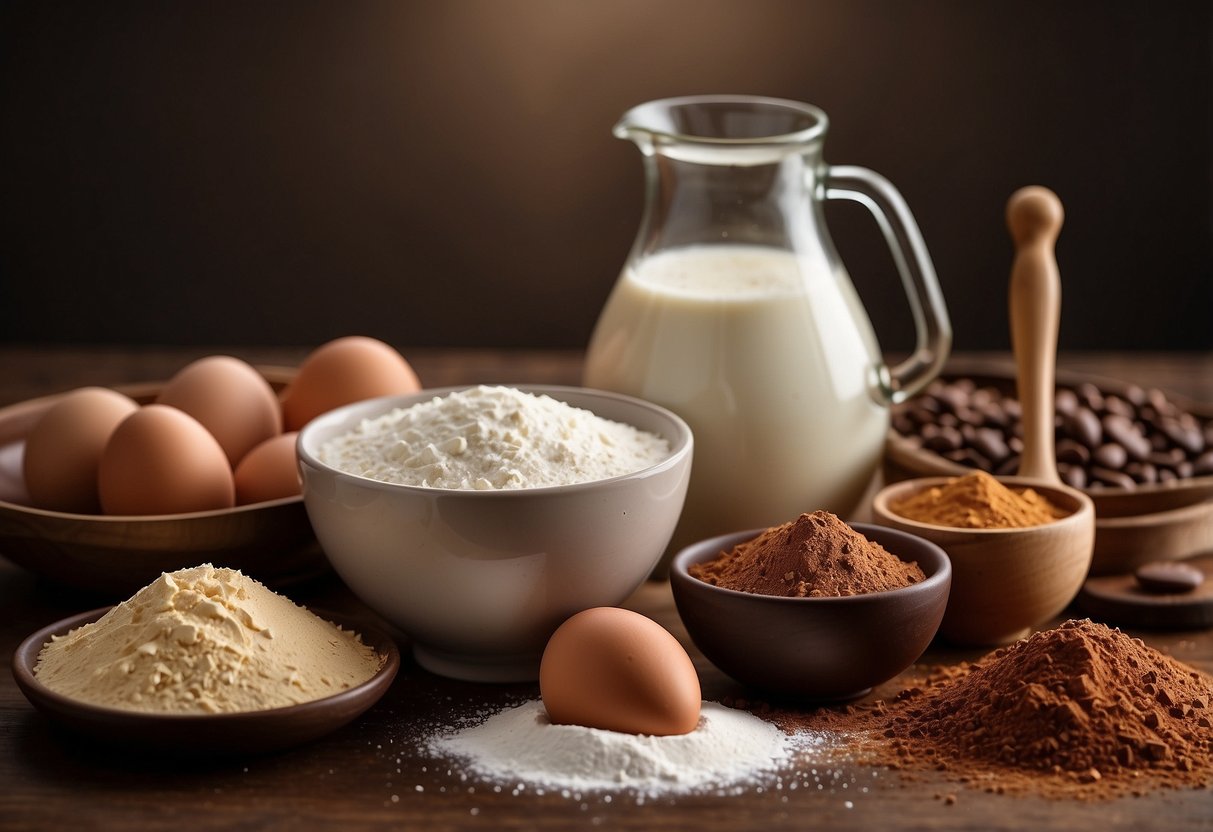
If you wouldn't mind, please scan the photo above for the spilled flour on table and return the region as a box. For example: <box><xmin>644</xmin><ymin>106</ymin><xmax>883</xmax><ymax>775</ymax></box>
<box><xmin>424</xmin><ymin>699</ymin><xmax>832</xmax><ymax>799</ymax></box>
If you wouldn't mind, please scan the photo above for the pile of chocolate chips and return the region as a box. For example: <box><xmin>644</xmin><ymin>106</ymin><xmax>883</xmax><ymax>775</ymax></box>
<box><xmin>892</xmin><ymin>378</ymin><xmax>1213</xmax><ymax>490</ymax></box>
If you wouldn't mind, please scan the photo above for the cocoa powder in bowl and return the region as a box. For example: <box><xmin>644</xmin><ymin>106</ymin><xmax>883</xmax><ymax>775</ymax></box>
<box><xmin>689</xmin><ymin>511</ymin><xmax>925</xmax><ymax>597</ymax></box>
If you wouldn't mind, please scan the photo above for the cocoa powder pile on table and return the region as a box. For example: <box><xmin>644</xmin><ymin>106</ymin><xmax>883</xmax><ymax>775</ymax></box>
<box><xmin>765</xmin><ymin>619</ymin><xmax>1213</xmax><ymax>799</ymax></box>
<box><xmin>689</xmin><ymin>511</ymin><xmax>924</xmax><ymax>598</ymax></box>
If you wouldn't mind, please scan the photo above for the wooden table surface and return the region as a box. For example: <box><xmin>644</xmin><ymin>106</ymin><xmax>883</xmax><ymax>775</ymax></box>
<box><xmin>2</xmin><ymin>346</ymin><xmax>1212</xmax><ymax>831</ymax></box>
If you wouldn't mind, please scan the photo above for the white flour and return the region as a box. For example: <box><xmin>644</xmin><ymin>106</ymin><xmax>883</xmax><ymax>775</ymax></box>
<box><xmin>428</xmin><ymin>700</ymin><xmax>822</xmax><ymax>798</ymax></box>
<box><xmin>318</xmin><ymin>385</ymin><xmax>670</xmax><ymax>490</ymax></box>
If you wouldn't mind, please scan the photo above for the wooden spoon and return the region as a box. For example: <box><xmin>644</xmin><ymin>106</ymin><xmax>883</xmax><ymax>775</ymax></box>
<box><xmin>885</xmin><ymin>188</ymin><xmax>1213</xmax><ymax>576</ymax></box>
<box><xmin>872</xmin><ymin>186</ymin><xmax>1096</xmax><ymax>645</ymax></box>
<box><xmin>1007</xmin><ymin>186</ymin><xmax>1064</xmax><ymax>485</ymax></box>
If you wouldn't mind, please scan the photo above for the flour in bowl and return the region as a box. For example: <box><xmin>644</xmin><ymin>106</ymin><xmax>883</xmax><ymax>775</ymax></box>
<box><xmin>317</xmin><ymin>385</ymin><xmax>671</xmax><ymax>490</ymax></box>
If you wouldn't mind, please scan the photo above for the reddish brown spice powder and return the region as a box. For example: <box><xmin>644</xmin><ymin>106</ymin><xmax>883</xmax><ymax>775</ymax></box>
<box><xmin>758</xmin><ymin>619</ymin><xmax>1213</xmax><ymax>800</ymax></box>
<box><xmin>890</xmin><ymin>470</ymin><xmax>1063</xmax><ymax>529</ymax></box>
<box><xmin>690</xmin><ymin>511</ymin><xmax>925</xmax><ymax>597</ymax></box>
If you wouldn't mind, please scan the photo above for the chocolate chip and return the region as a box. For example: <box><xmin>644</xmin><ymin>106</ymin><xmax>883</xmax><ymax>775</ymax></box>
<box><xmin>1103</xmin><ymin>415</ymin><xmax>1151</xmax><ymax>461</ymax></box>
<box><xmin>1057</xmin><ymin>439</ymin><xmax>1091</xmax><ymax>466</ymax></box>
<box><xmin>1055</xmin><ymin>388</ymin><xmax>1080</xmax><ymax>416</ymax></box>
<box><xmin>1092</xmin><ymin>467</ymin><xmax>1136</xmax><ymax>490</ymax></box>
<box><xmin>972</xmin><ymin>428</ymin><xmax>1010</xmax><ymax>464</ymax></box>
<box><xmin>1125</xmin><ymin>462</ymin><xmax>1158</xmax><ymax>485</ymax></box>
<box><xmin>994</xmin><ymin>455</ymin><xmax>1022</xmax><ymax>476</ymax></box>
<box><xmin>1064</xmin><ymin>409</ymin><xmax>1104</xmax><ymax>449</ymax></box>
<box><xmin>1162</xmin><ymin>417</ymin><xmax>1205</xmax><ymax>455</ymax></box>
<box><xmin>1104</xmin><ymin>396</ymin><xmax>1135</xmax><ymax>418</ymax></box>
<box><xmin>923</xmin><ymin>425</ymin><xmax>963</xmax><ymax>453</ymax></box>
<box><xmin>1193</xmin><ymin>450</ymin><xmax>1213</xmax><ymax>477</ymax></box>
<box><xmin>1077</xmin><ymin>383</ymin><xmax>1105</xmax><ymax>411</ymax></box>
<box><xmin>1147</xmin><ymin>448</ymin><xmax>1186</xmax><ymax>470</ymax></box>
<box><xmin>977</xmin><ymin>401</ymin><xmax>1010</xmax><ymax>429</ymax></box>
<box><xmin>1058</xmin><ymin>463</ymin><xmax>1087</xmax><ymax>489</ymax></box>
<box><xmin>1093</xmin><ymin>443</ymin><xmax>1128</xmax><ymax>470</ymax></box>
<box><xmin>1135</xmin><ymin>561</ymin><xmax>1205</xmax><ymax>594</ymax></box>
<box><xmin>1147</xmin><ymin>388</ymin><xmax>1174</xmax><ymax>415</ymax></box>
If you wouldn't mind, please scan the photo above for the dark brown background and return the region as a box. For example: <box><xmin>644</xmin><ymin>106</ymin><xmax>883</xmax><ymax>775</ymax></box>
<box><xmin>1</xmin><ymin>0</ymin><xmax>1210</xmax><ymax>351</ymax></box>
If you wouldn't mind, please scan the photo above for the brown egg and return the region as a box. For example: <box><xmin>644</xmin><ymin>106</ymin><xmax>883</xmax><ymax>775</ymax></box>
<box><xmin>540</xmin><ymin>607</ymin><xmax>702</xmax><ymax>736</ymax></box>
<box><xmin>22</xmin><ymin>387</ymin><xmax>139</xmax><ymax>513</ymax></box>
<box><xmin>234</xmin><ymin>432</ymin><xmax>301</xmax><ymax>505</ymax></box>
<box><xmin>98</xmin><ymin>405</ymin><xmax>235</xmax><ymax>515</ymax></box>
<box><xmin>280</xmin><ymin>336</ymin><xmax>421</xmax><ymax>431</ymax></box>
<box><xmin>157</xmin><ymin>355</ymin><xmax>282</xmax><ymax>467</ymax></box>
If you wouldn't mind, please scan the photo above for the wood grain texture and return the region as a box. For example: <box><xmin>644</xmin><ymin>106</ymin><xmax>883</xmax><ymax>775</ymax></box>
<box><xmin>1</xmin><ymin>347</ymin><xmax>1212</xmax><ymax>830</ymax></box>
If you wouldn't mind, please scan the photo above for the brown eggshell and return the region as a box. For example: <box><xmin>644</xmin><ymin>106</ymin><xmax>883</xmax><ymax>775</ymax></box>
<box><xmin>234</xmin><ymin>432</ymin><xmax>301</xmax><ymax>505</ymax></box>
<box><xmin>280</xmin><ymin>336</ymin><xmax>421</xmax><ymax>431</ymax></box>
<box><xmin>157</xmin><ymin>355</ymin><xmax>282</xmax><ymax>467</ymax></box>
<box><xmin>540</xmin><ymin>607</ymin><xmax>702</xmax><ymax>736</ymax></box>
<box><xmin>98</xmin><ymin>405</ymin><xmax>235</xmax><ymax>515</ymax></box>
<box><xmin>22</xmin><ymin>387</ymin><xmax>139</xmax><ymax>513</ymax></box>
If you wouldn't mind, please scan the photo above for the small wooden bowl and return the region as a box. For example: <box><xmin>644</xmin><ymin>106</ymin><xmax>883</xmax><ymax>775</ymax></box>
<box><xmin>12</xmin><ymin>607</ymin><xmax>399</xmax><ymax>754</ymax></box>
<box><xmin>872</xmin><ymin>476</ymin><xmax>1095</xmax><ymax>646</ymax></box>
<box><xmin>0</xmin><ymin>367</ymin><xmax>326</xmax><ymax>596</ymax></box>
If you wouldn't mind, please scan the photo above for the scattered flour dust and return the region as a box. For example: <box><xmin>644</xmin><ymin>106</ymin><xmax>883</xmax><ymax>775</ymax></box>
<box><xmin>427</xmin><ymin>700</ymin><xmax>827</xmax><ymax>798</ymax></box>
<box><xmin>318</xmin><ymin>385</ymin><xmax>670</xmax><ymax>490</ymax></box>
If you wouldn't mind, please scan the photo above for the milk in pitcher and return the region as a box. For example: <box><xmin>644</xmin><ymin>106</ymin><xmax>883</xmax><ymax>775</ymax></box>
<box><xmin>584</xmin><ymin>244</ymin><xmax>889</xmax><ymax>551</ymax></box>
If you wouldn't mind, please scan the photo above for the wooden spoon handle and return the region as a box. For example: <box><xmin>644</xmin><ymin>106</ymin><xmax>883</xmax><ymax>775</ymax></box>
<box><xmin>1008</xmin><ymin>186</ymin><xmax>1064</xmax><ymax>484</ymax></box>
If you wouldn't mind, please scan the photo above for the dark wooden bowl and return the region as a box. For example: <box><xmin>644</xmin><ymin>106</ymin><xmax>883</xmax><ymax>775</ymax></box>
<box><xmin>670</xmin><ymin>524</ymin><xmax>950</xmax><ymax>702</ymax></box>
<box><xmin>12</xmin><ymin>607</ymin><xmax>399</xmax><ymax>755</ymax></box>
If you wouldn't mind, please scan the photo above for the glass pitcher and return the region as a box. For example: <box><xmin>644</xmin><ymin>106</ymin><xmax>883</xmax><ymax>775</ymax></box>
<box><xmin>584</xmin><ymin>95</ymin><xmax>951</xmax><ymax>561</ymax></box>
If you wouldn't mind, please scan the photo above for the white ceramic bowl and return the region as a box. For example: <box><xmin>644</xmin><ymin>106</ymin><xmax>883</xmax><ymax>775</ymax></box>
<box><xmin>297</xmin><ymin>385</ymin><xmax>693</xmax><ymax>683</ymax></box>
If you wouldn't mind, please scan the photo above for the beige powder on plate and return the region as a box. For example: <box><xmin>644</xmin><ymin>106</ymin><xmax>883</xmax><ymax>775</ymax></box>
<box><xmin>34</xmin><ymin>564</ymin><xmax>381</xmax><ymax>714</ymax></box>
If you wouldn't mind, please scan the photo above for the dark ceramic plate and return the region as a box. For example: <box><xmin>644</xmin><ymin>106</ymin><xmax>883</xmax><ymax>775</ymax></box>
<box><xmin>12</xmin><ymin>607</ymin><xmax>399</xmax><ymax>755</ymax></box>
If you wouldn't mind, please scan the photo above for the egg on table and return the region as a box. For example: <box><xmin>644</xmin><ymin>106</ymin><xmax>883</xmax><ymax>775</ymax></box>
<box><xmin>540</xmin><ymin>607</ymin><xmax>702</xmax><ymax>736</ymax></box>
<box><xmin>98</xmin><ymin>405</ymin><xmax>235</xmax><ymax>515</ymax></box>
<box><xmin>22</xmin><ymin>387</ymin><xmax>139</xmax><ymax>513</ymax></box>
<box><xmin>156</xmin><ymin>355</ymin><xmax>282</xmax><ymax>467</ymax></box>
<box><xmin>280</xmin><ymin>336</ymin><xmax>421</xmax><ymax>431</ymax></box>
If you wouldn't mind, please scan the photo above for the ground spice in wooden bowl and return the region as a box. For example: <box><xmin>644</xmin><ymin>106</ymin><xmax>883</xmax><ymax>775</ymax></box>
<box><xmin>758</xmin><ymin>619</ymin><xmax>1213</xmax><ymax>800</ymax></box>
<box><xmin>689</xmin><ymin>510</ymin><xmax>925</xmax><ymax>598</ymax></box>
<box><xmin>889</xmin><ymin>470</ymin><xmax>1064</xmax><ymax>529</ymax></box>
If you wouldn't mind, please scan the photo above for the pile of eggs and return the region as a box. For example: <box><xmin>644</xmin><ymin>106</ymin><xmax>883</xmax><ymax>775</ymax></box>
<box><xmin>21</xmin><ymin>336</ymin><xmax>420</xmax><ymax>516</ymax></box>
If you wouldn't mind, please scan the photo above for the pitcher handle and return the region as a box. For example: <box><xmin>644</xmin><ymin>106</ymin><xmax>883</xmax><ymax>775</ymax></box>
<box><xmin>823</xmin><ymin>165</ymin><xmax>952</xmax><ymax>405</ymax></box>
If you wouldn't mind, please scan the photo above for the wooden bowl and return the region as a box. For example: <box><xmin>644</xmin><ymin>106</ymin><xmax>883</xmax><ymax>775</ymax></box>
<box><xmin>0</xmin><ymin>367</ymin><xmax>326</xmax><ymax>596</ymax></box>
<box><xmin>872</xmin><ymin>476</ymin><xmax>1095</xmax><ymax>646</ymax></box>
<box><xmin>670</xmin><ymin>524</ymin><xmax>951</xmax><ymax>702</ymax></box>
<box><xmin>883</xmin><ymin>363</ymin><xmax>1213</xmax><ymax>574</ymax></box>
<box><xmin>12</xmin><ymin>607</ymin><xmax>399</xmax><ymax>754</ymax></box>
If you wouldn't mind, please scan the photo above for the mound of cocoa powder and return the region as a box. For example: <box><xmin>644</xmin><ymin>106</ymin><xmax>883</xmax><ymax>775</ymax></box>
<box><xmin>759</xmin><ymin>619</ymin><xmax>1213</xmax><ymax>800</ymax></box>
<box><xmin>690</xmin><ymin>511</ymin><xmax>925</xmax><ymax>598</ymax></box>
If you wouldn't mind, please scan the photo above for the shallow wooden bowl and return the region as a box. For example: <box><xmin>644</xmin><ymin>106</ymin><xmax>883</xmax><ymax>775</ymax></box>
<box><xmin>12</xmin><ymin>607</ymin><xmax>399</xmax><ymax>754</ymax></box>
<box><xmin>872</xmin><ymin>476</ymin><xmax>1095</xmax><ymax>646</ymax></box>
<box><xmin>0</xmin><ymin>367</ymin><xmax>326</xmax><ymax>596</ymax></box>
<box><xmin>883</xmin><ymin>364</ymin><xmax>1213</xmax><ymax>574</ymax></box>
